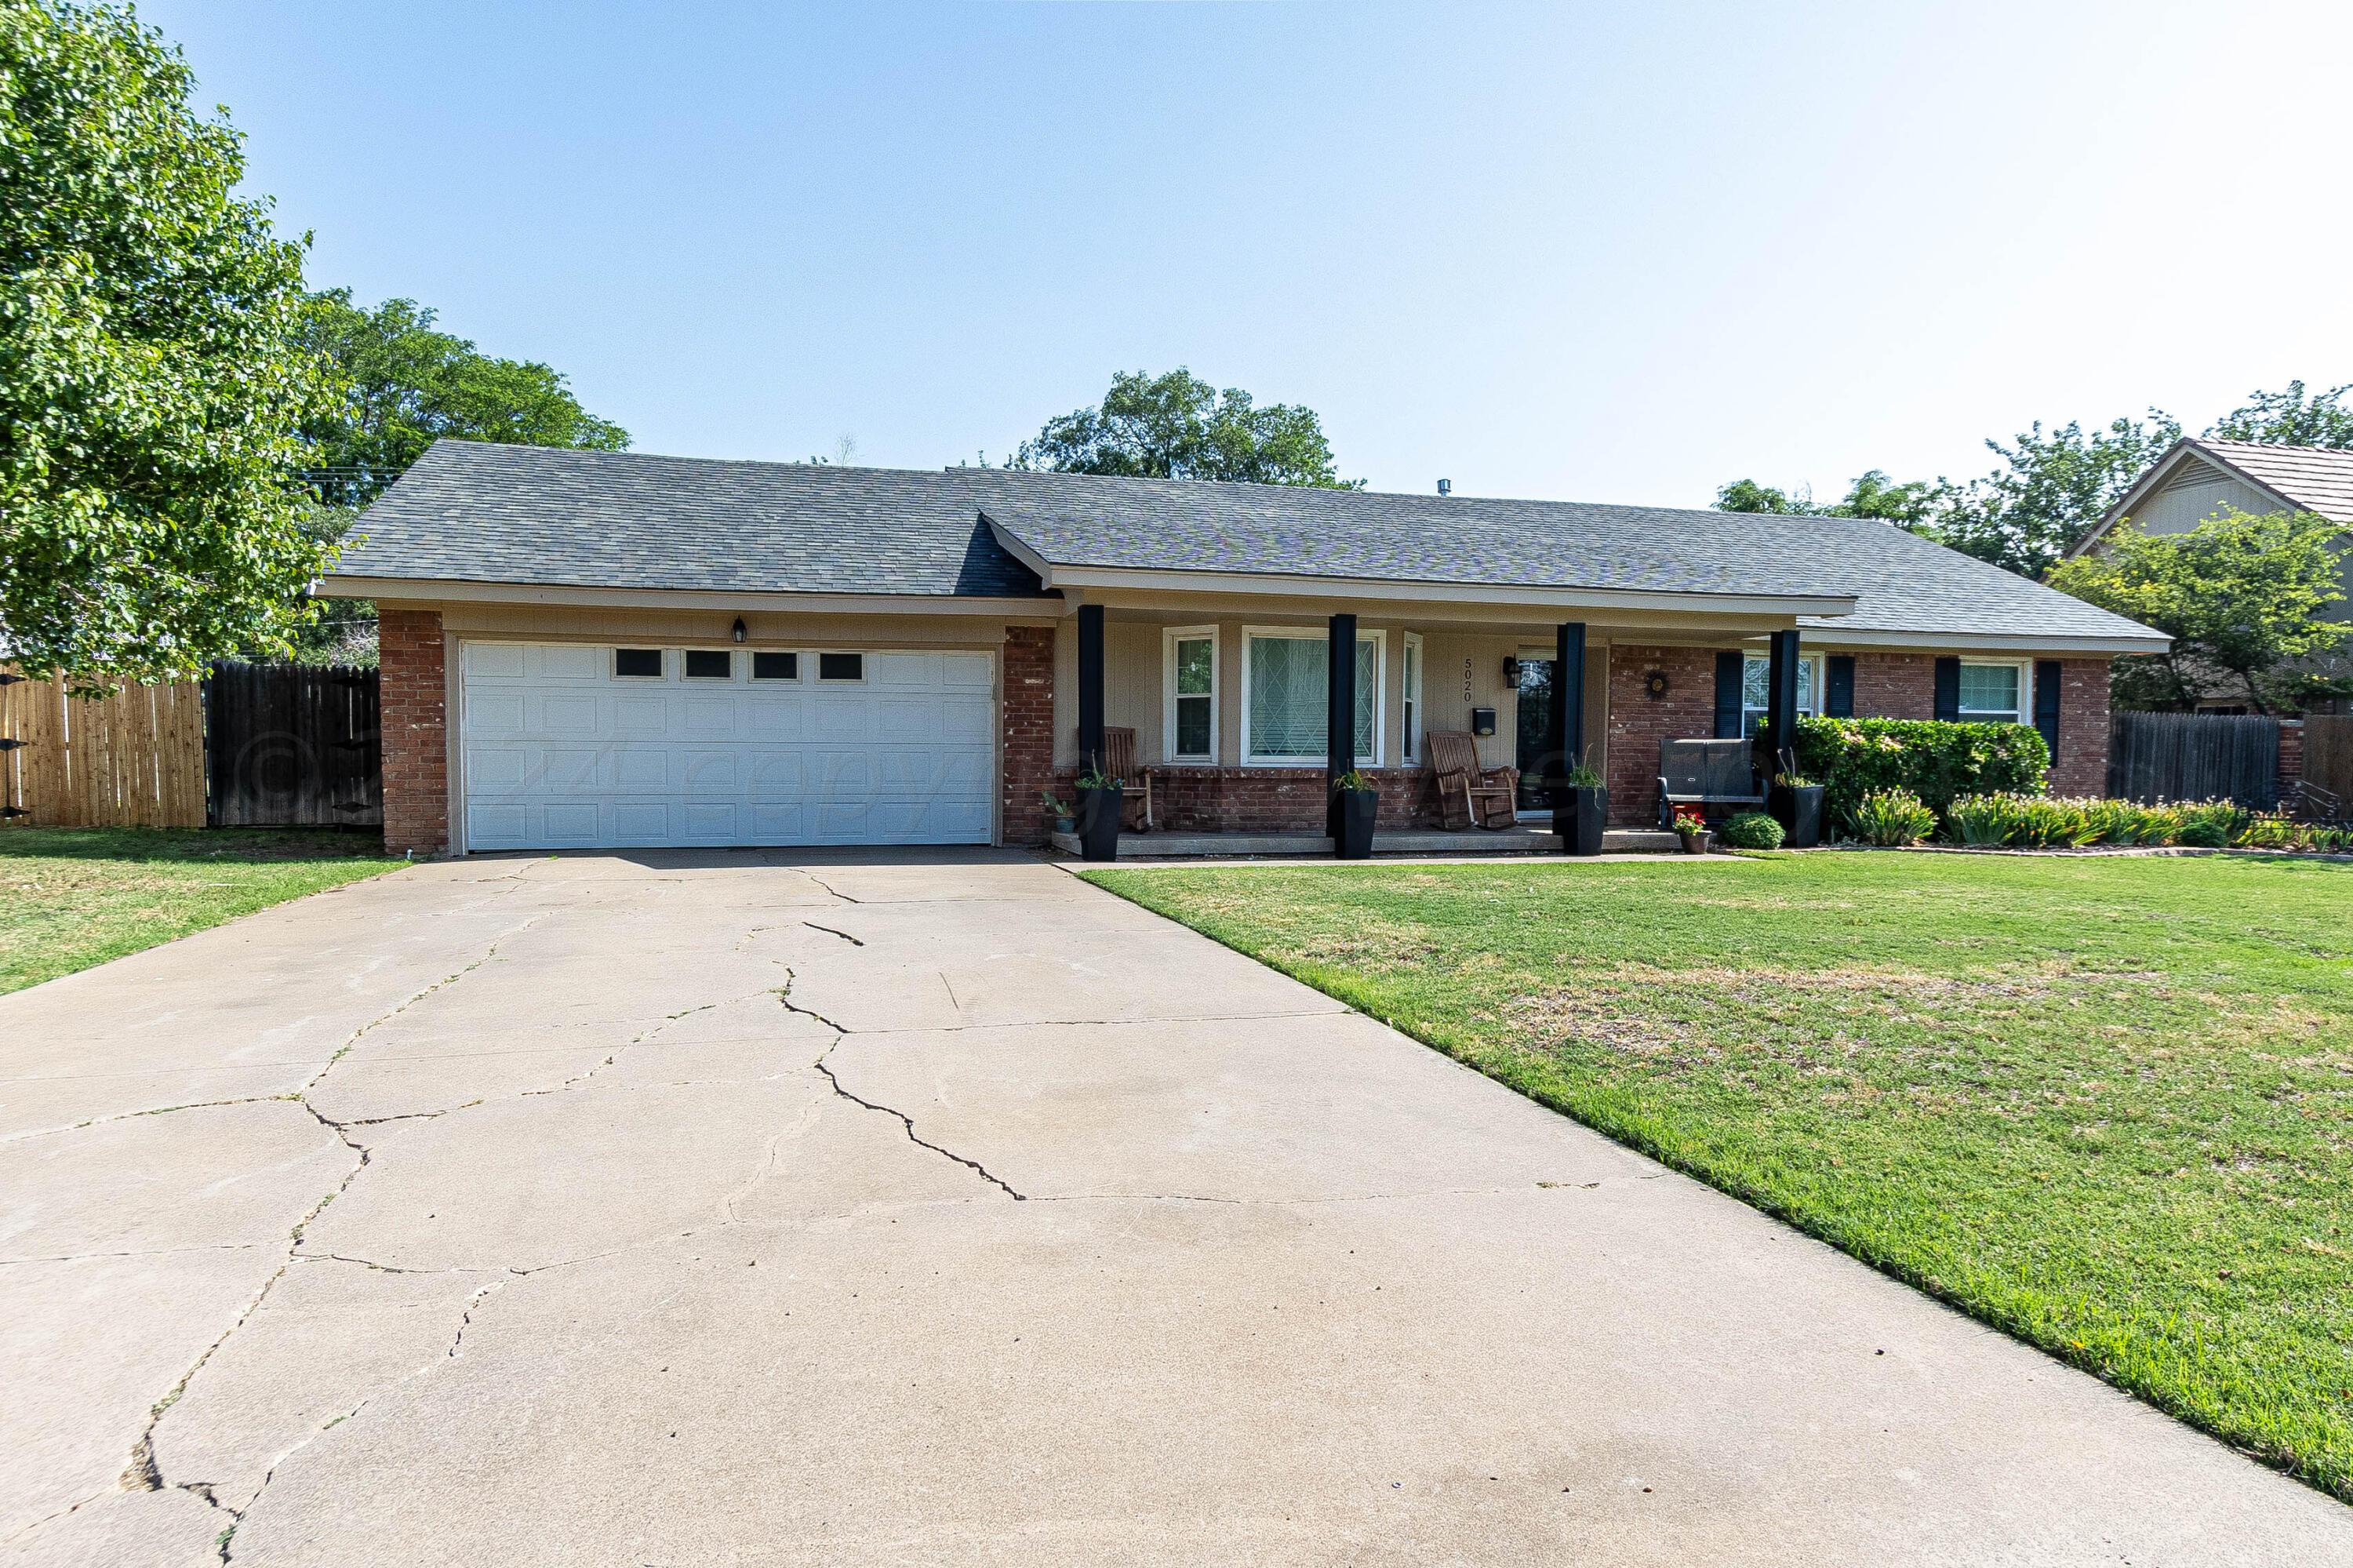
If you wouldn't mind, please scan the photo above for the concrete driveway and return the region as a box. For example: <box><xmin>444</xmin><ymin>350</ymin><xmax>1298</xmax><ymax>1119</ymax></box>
<box><xmin>3</xmin><ymin>849</ymin><xmax>2345</xmax><ymax>1566</ymax></box>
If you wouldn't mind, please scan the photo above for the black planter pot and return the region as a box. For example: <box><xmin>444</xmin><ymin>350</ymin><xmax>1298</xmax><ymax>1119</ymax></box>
<box><xmin>1555</xmin><ymin>785</ymin><xmax>1609</xmax><ymax>857</ymax></box>
<box><xmin>1769</xmin><ymin>784</ymin><xmax>1825</xmax><ymax>849</ymax></box>
<box><xmin>1077</xmin><ymin>786</ymin><xmax>1122</xmax><ymax>862</ymax></box>
<box><xmin>1333</xmin><ymin>788</ymin><xmax>1378</xmax><ymax>860</ymax></box>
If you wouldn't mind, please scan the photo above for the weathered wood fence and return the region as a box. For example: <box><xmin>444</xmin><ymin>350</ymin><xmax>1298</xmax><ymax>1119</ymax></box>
<box><xmin>2106</xmin><ymin>711</ymin><xmax>2282</xmax><ymax>808</ymax></box>
<box><xmin>2299</xmin><ymin>715</ymin><xmax>2353</xmax><ymax>810</ymax></box>
<box><xmin>0</xmin><ymin>663</ymin><xmax>381</xmax><ymax>830</ymax></box>
<box><xmin>204</xmin><ymin>662</ymin><xmax>382</xmax><ymax>828</ymax></box>
<box><xmin>0</xmin><ymin>669</ymin><xmax>208</xmax><ymax>827</ymax></box>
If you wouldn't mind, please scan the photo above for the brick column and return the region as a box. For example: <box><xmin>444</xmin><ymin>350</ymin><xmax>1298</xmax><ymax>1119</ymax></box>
<box><xmin>379</xmin><ymin>607</ymin><xmax>449</xmax><ymax>857</ymax></box>
<box><xmin>1000</xmin><ymin>625</ymin><xmax>1057</xmax><ymax>845</ymax></box>
<box><xmin>2049</xmin><ymin>657</ymin><xmax>2111</xmax><ymax>798</ymax></box>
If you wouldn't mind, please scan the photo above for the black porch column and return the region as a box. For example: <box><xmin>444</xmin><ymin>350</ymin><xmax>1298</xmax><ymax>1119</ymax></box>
<box><xmin>1326</xmin><ymin>612</ymin><xmax>1357</xmax><ymax>841</ymax></box>
<box><xmin>1077</xmin><ymin>604</ymin><xmax>1105</xmax><ymax>773</ymax></box>
<box><xmin>1763</xmin><ymin>628</ymin><xmax>1801</xmax><ymax>777</ymax></box>
<box><xmin>1548</xmin><ymin>622</ymin><xmax>1587</xmax><ymax>805</ymax></box>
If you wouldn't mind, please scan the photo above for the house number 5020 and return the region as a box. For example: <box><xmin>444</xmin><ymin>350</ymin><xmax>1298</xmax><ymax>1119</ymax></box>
<box><xmin>1464</xmin><ymin>659</ymin><xmax>1475</xmax><ymax>703</ymax></box>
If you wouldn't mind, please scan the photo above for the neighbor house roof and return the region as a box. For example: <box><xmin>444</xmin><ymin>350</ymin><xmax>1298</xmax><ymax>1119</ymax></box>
<box><xmin>330</xmin><ymin>440</ymin><xmax>2166</xmax><ymax>650</ymax></box>
<box><xmin>2074</xmin><ymin>437</ymin><xmax>2353</xmax><ymax>557</ymax></box>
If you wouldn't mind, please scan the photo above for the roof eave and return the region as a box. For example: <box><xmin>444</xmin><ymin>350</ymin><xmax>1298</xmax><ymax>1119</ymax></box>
<box><xmin>1800</xmin><ymin>624</ymin><xmax>2171</xmax><ymax>654</ymax></box>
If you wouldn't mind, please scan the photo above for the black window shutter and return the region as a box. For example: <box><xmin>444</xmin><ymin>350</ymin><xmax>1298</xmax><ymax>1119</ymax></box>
<box><xmin>1825</xmin><ymin>654</ymin><xmax>1855</xmax><ymax>718</ymax></box>
<box><xmin>1713</xmin><ymin>651</ymin><xmax>1744</xmax><ymax>738</ymax></box>
<box><xmin>2035</xmin><ymin>660</ymin><xmax>2062</xmax><ymax>761</ymax></box>
<box><xmin>1933</xmin><ymin>657</ymin><xmax>1961</xmax><ymax>722</ymax></box>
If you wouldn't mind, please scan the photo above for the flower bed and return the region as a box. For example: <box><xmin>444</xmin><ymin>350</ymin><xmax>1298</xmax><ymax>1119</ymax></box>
<box><xmin>1936</xmin><ymin>793</ymin><xmax>2348</xmax><ymax>853</ymax></box>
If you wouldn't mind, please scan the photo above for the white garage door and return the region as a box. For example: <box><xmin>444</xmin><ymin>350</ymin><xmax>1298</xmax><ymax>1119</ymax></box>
<box><xmin>459</xmin><ymin>642</ymin><xmax>995</xmax><ymax>850</ymax></box>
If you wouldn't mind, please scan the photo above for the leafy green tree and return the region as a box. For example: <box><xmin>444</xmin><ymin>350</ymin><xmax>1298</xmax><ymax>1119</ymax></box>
<box><xmin>1</xmin><ymin>0</ymin><xmax>336</xmax><ymax>686</ymax></box>
<box><xmin>1715</xmin><ymin>470</ymin><xmax>1946</xmax><ymax>528</ymax></box>
<box><xmin>2207</xmin><ymin>380</ymin><xmax>2353</xmax><ymax>449</ymax></box>
<box><xmin>1016</xmin><ymin>368</ymin><xmax>1359</xmax><ymax>488</ymax></box>
<box><xmin>1933</xmin><ymin>414</ymin><xmax>2183</xmax><ymax>578</ymax></box>
<box><xmin>298</xmin><ymin>291</ymin><xmax>630</xmax><ymax>506</ymax></box>
<box><xmin>2045</xmin><ymin>508</ymin><xmax>2345</xmax><ymax>713</ymax></box>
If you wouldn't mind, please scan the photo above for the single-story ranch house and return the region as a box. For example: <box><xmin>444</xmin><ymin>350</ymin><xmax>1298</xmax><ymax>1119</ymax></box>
<box><xmin>327</xmin><ymin>441</ymin><xmax>2167</xmax><ymax>857</ymax></box>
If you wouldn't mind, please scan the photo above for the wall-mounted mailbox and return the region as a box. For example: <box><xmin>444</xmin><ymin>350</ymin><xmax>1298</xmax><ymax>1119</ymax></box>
<box><xmin>1471</xmin><ymin>706</ymin><xmax>1497</xmax><ymax>737</ymax></box>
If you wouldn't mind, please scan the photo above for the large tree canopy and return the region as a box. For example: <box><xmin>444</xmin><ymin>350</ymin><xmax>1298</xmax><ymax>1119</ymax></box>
<box><xmin>299</xmin><ymin>290</ymin><xmax>630</xmax><ymax>507</ymax></box>
<box><xmin>1</xmin><ymin>0</ymin><xmax>335</xmax><ymax>684</ymax></box>
<box><xmin>1016</xmin><ymin>368</ymin><xmax>1359</xmax><ymax>488</ymax></box>
<box><xmin>2046</xmin><ymin>508</ymin><xmax>2346</xmax><ymax>714</ymax></box>
<box><xmin>2207</xmin><ymin>380</ymin><xmax>2353</xmax><ymax>449</ymax></box>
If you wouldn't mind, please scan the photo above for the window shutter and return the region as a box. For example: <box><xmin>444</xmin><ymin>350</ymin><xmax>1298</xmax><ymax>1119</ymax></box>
<box><xmin>1933</xmin><ymin>657</ymin><xmax>1961</xmax><ymax>722</ymax></box>
<box><xmin>2034</xmin><ymin>660</ymin><xmax>2061</xmax><ymax>762</ymax></box>
<box><xmin>1825</xmin><ymin>655</ymin><xmax>1855</xmax><ymax>718</ymax></box>
<box><xmin>1713</xmin><ymin>651</ymin><xmax>1744</xmax><ymax>738</ymax></box>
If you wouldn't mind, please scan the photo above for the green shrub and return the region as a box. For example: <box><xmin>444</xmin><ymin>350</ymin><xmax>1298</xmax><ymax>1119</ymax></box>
<box><xmin>1789</xmin><ymin>717</ymin><xmax>2049</xmax><ymax>833</ymax></box>
<box><xmin>1720</xmin><ymin>811</ymin><xmax>1784</xmax><ymax>849</ymax></box>
<box><xmin>2175</xmin><ymin>801</ymin><xmax>2247</xmax><ymax>849</ymax></box>
<box><xmin>1941</xmin><ymin>793</ymin><xmax>2016</xmax><ymax>845</ymax></box>
<box><xmin>1850</xmin><ymin>787</ymin><xmax>1937</xmax><ymax>846</ymax></box>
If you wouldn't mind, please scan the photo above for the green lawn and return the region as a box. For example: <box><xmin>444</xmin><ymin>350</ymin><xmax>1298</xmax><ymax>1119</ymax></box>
<box><xmin>1086</xmin><ymin>852</ymin><xmax>2353</xmax><ymax>1501</ymax></box>
<box><xmin>0</xmin><ymin>828</ymin><xmax>400</xmax><ymax>995</ymax></box>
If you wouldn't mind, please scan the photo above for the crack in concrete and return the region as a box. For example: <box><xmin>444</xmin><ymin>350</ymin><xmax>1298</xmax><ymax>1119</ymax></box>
<box><xmin>802</xmin><ymin>921</ymin><xmax>865</xmax><ymax>946</ymax></box>
<box><xmin>777</xmin><ymin>968</ymin><xmax>1024</xmax><ymax>1201</ymax></box>
<box><xmin>110</xmin><ymin>914</ymin><xmax>547</xmax><ymax>1559</ymax></box>
<box><xmin>795</xmin><ymin>870</ymin><xmax>862</xmax><ymax>904</ymax></box>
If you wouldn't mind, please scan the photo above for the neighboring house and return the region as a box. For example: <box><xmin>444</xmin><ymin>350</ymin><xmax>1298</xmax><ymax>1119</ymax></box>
<box><xmin>326</xmin><ymin>441</ymin><xmax>2165</xmax><ymax>856</ymax></box>
<box><xmin>2070</xmin><ymin>438</ymin><xmax>2353</xmax><ymax>704</ymax></box>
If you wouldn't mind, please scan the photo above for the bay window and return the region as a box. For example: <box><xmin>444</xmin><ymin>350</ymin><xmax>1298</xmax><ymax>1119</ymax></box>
<box><xmin>1243</xmin><ymin>628</ymin><xmax>1383</xmax><ymax>766</ymax></box>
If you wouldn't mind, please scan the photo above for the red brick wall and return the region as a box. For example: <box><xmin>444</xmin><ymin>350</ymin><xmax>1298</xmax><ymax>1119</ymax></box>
<box><xmin>999</xmin><ymin>625</ymin><xmax>1057</xmax><ymax>845</ymax></box>
<box><xmin>1852</xmin><ymin>652</ymin><xmax>1935</xmax><ymax>719</ymax></box>
<box><xmin>1604</xmin><ymin>645</ymin><xmax>1720</xmax><ymax>826</ymax></box>
<box><xmin>380</xmin><ymin>607</ymin><xmax>449</xmax><ymax>857</ymax></box>
<box><xmin>2278</xmin><ymin>718</ymin><xmax>2304</xmax><ymax>793</ymax></box>
<box><xmin>2049</xmin><ymin>657</ymin><xmax>2111</xmax><ymax>797</ymax></box>
<box><xmin>1104</xmin><ymin>766</ymin><xmax>1444</xmax><ymax>834</ymax></box>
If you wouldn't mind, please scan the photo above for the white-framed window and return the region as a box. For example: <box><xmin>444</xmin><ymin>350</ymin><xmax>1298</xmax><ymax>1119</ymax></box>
<box><xmin>1741</xmin><ymin>653</ymin><xmax>1821</xmax><ymax>737</ymax></box>
<box><xmin>1242</xmin><ymin>627</ymin><xmax>1384</xmax><ymax>766</ymax></box>
<box><xmin>1958</xmin><ymin>659</ymin><xmax>2028</xmax><ymax>723</ymax></box>
<box><xmin>1162</xmin><ymin>626</ymin><xmax>1218</xmax><ymax>763</ymax></box>
<box><xmin>1402</xmin><ymin>633</ymin><xmax>1424</xmax><ymax>764</ymax></box>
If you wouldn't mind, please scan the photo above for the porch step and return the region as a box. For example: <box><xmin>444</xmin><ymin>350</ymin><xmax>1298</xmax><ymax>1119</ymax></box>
<box><xmin>1047</xmin><ymin>827</ymin><xmax>1685</xmax><ymax>859</ymax></box>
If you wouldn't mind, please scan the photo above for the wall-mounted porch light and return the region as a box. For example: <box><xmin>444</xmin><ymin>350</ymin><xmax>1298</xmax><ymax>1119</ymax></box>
<box><xmin>1501</xmin><ymin>656</ymin><xmax>1521</xmax><ymax>684</ymax></box>
<box><xmin>731</xmin><ymin>616</ymin><xmax>748</xmax><ymax>643</ymax></box>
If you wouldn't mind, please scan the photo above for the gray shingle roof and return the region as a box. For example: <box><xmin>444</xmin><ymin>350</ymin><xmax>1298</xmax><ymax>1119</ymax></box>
<box><xmin>333</xmin><ymin>439</ymin><xmax>2162</xmax><ymax>646</ymax></box>
<box><xmin>336</xmin><ymin>442</ymin><xmax>1049</xmax><ymax>598</ymax></box>
<box><xmin>2195</xmin><ymin>439</ymin><xmax>2353</xmax><ymax>524</ymax></box>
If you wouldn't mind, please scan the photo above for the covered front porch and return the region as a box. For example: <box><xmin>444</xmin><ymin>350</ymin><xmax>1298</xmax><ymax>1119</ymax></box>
<box><xmin>1035</xmin><ymin>581</ymin><xmax>1827</xmax><ymax>853</ymax></box>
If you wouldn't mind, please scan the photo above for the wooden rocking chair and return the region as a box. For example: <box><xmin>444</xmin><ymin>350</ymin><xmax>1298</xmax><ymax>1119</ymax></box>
<box><xmin>1099</xmin><ymin>726</ymin><xmax>1155</xmax><ymax>831</ymax></box>
<box><xmin>1427</xmin><ymin>730</ymin><xmax>1518</xmax><ymax>830</ymax></box>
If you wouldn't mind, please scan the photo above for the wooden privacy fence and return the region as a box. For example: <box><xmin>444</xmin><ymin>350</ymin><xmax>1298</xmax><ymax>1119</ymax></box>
<box><xmin>2106</xmin><ymin>711</ymin><xmax>2281</xmax><ymax>808</ymax></box>
<box><xmin>2300</xmin><ymin>715</ymin><xmax>2353</xmax><ymax>811</ymax></box>
<box><xmin>0</xmin><ymin>668</ymin><xmax>208</xmax><ymax>828</ymax></box>
<box><xmin>204</xmin><ymin>662</ymin><xmax>381</xmax><ymax>828</ymax></box>
<box><xmin>0</xmin><ymin>662</ymin><xmax>382</xmax><ymax>830</ymax></box>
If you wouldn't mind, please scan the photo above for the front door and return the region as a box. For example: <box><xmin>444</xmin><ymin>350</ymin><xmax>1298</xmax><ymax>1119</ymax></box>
<box><xmin>1515</xmin><ymin>657</ymin><xmax>1558</xmax><ymax>811</ymax></box>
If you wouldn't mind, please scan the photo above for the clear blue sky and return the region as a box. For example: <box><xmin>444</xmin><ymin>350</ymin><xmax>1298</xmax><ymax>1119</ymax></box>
<box><xmin>147</xmin><ymin>0</ymin><xmax>2351</xmax><ymax>506</ymax></box>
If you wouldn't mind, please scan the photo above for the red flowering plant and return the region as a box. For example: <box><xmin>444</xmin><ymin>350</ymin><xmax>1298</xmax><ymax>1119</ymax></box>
<box><xmin>1672</xmin><ymin>803</ymin><xmax>1707</xmax><ymax>839</ymax></box>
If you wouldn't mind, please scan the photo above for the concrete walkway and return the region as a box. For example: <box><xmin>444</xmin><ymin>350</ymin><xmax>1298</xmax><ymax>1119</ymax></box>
<box><xmin>2</xmin><ymin>849</ymin><xmax>2344</xmax><ymax>1566</ymax></box>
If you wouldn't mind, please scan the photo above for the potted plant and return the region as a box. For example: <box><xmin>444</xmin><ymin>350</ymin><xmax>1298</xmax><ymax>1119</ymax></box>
<box><xmin>1075</xmin><ymin>767</ymin><xmax>1122</xmax><ymax>862</ymax></box>
<box><xmin>1555</xmin><ymin>758</ymin><xmax>1608</xmax><ymax>857</ymax></box>
<box><xmin>1672</xmin><ymin>803</ymin><xmax>1711</xmax><ymax>856</ymax></box>
<box><xmin>1038</xmin><ymin>789</ymin><xmax>1076</xmax><ymax>836</ymax></box>
<box><xmin>1332</xmin><ymin>769</ymin><xmax>1379</xmax><ymax>860</ymax></box>
<box><xmin>1768</xmin><ymin>770</ymin><xmax>1825</xmax><ymax>849</ymax></box>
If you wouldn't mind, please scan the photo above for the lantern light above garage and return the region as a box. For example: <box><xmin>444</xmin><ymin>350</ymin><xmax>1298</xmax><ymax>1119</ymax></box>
<box><xmin>731</xmin><ymin>617</ymin><xmax>747</xmax><ymax>643</ymax></box>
